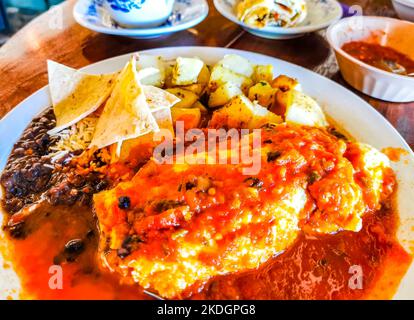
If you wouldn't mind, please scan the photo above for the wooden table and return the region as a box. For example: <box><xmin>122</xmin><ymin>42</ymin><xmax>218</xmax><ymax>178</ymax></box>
<box><xmin>1</xmin><ymin>0</ymin><xmax>413</xmax><ymax>148</ymax></box>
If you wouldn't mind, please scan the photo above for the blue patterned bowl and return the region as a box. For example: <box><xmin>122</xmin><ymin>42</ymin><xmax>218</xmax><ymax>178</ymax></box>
<box><xmin>73</xmin><ymin>0</ymin><xmax>209</xmax><ymax>38</ymax></box>
<box><xmin>104</xmin><ymin>0</ymin><xmax>175</xmax><ymax>28</ymax></box>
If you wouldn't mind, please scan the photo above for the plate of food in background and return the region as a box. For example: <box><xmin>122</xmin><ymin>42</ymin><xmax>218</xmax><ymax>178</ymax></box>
<box><xmin>0</xmin><ymin>47</ymin><xmax>413</xmax><ymax>300</ymax></box>
<box><xmin>73</xmin><ymin>0</ymin><xmax>209</xmax><ymax>39</ymax></box>
<box><xmin>214</xmin><ymin>0</ymin><xmax>343</xmax><ymax>39</ymax></box>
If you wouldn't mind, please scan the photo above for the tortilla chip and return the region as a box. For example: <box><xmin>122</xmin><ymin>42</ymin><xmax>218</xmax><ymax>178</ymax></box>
<box><xmin>152</xmin><ymin>107</ymin><xmax>174</xmax><ymax>133</ymax></box>
<box><xmin>47</xmin><ymin>60</ymin><xmax>115</xmax><ymax>134</ymax></box>
<box><xmin>90</xmin><ymin>57</ymin><xmax>159</xmax><ymax>150</ymax></box>
<box><xmin>143</xmin><ymin>85</ymin><xmax>180</xmax><ymax>112</ymax></box>
<box><xmin>112</xmin><ymin>107</ymin><xmax>174</xmax><ymax>162</ymax></box>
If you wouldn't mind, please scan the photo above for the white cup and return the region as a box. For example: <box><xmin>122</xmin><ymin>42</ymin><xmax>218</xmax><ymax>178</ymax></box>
<box><xmin>104</xmin><ymin>0</ymin><xmax>175</xmax><ymax>28</ymax></box>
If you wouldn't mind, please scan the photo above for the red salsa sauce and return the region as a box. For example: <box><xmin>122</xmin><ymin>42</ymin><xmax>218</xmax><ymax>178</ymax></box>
<box><xmin>1</xmin><ymin>110</ymin><xmax>412</xmax><ymax>300</ymax></box>
<box><xmin>4</xmin><ymin>126</ymin><xmax>412</xmax><ymax>300</ymax></box>
<box><xmin>342</xmin><ymin>41</ymin><xmax>414</xmax><ymax>76</ymax></box>
<box><xmin>5</xmin><ymin>202</ymin><xmax>411</xmax><ymax>300</ymax></box>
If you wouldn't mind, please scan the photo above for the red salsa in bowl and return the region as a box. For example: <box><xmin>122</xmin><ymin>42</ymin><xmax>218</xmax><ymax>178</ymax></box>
<box><xmin>341</xmin><ymin>41</ymin><xmax>414</xmax><ymax>76</ymax></box>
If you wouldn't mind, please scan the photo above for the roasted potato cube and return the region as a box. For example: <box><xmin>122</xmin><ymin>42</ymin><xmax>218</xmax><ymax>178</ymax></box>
<box><xmin>136</xmin><ymin>54</ymin><xmax>166</xmax><ymax>87</ymax></box>
<box><xmin>178</xmin><ymin>83</ymin><xmax>205</xmax><ymax>96</ymax></box>
<box><xmin>208</xmin><ymin>65</ymin><xmax>253</xmax><ymax>93</ymax></box>
<box><xmin>248</xmin><ymin>81</ymin><xmax>277</xmax><ymax>108</ymax></box>
<box><xmin>172</xmin><ymin>57</ymin><xmax>204</xmax><ymax>86</ymax></box>
<box><xmin>164</xmin><ymin>62</ymin><xmax>175</xmax><ymax>88</ymax></box>
<box><xmin>174</xmin><ymin>64</ymin><xmax>211</xmax><ymax>96</ymax></box>
<box><xmin>253</xmin><ymin>64</ymin><xmax>274</xmax><ymax>83</ymax></box>
<box><xmin>166</xmin><ymin>88</ymin><xmax>199</xmax><ymax>108</ymax></box>
<box><xmin>249</xmin><ymin>101</ymin><xmax>282</xmax><ymax>129</ymax></box>
<box><xmin>137</xmin><ymin>54</ymin><xmax>164</xmax><ymax>68</ymax></box>
<box><xmin>284</xmin><ymin>90</ymin><xmax>328</xmax><ymax>127</ymax></box>
<box><xmin>271</xmin><ymin>75</ymin><xmax>302</xmax><ymax>92</ymax></box>
<box><xmin>210</xmin><ymin>95</ymin><xmax>282</xmax><ymax>129</ymax></box>
<box><xmin>197</xmin><ymin>64</ymin><xmax>211</xmax><ymax>86</ymax></box>
<box><xmin>208</xmin><ymin>83</ymin><xmax>243</xmax><ymax>108</ymax></box>
<box><xmin>172</xmin><ymin>107</ymin><xmax>201</xmax><ymax>130</ymax></box>
<box><xmin>217</xmin><ymin>54</ymin><xmax>254</xmax><ymax>77</ymax></box>
<box><xmin>272</xmin><ymin>89</ymin><xmax>293</xmax><ymax>116</ymax></box>
<box><xmin>192</xmin><ymin>101</ymin><xmax>208</xmax><ymax>114</ymax></box>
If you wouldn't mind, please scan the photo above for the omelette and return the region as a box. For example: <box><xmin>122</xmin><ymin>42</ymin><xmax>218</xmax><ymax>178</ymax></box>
<box><xmin>94</xmin><ymin>124</ymin><xmax>395</xmax><ymax>298</ymax></box>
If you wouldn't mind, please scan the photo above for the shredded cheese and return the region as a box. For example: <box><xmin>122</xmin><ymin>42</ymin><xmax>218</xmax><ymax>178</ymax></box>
<box><xmin>49</xmin><ymin>116</ymin><xmax>98</xmax><ymax>160</ymax></box>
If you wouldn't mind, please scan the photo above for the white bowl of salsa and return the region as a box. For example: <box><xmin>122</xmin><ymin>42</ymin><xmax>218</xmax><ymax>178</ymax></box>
<box><xmin>327</xmin><ymin>16</ymin><xmax>414</xmax><ymax>102</ymax></box>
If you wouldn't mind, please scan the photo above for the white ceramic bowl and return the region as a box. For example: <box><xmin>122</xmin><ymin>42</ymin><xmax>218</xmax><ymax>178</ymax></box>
<box><xmin>327</xmin><ymin>16</ymin><xmax>414</xmax><ymax>102</ymax></box>
<box><xmin>392</xmin><ymin>0</ymin><xmax>414</xmax><ymax>22</ymax></box>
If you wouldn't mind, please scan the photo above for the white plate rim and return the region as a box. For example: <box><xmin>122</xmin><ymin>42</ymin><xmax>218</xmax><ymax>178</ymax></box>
<box><xmin>1</xmin><ymin>46</ymin><xmax>413</xmax><ymax>299</ymax></box>
<box><xmin>214</xmin><ymin>0</ymin><xmax>343</xmax><ymax>35</ymax></box>
<box><xmin>73</xmin><ymin>0</ymin><xmax>209</xmax><ymax>37</ymax></box>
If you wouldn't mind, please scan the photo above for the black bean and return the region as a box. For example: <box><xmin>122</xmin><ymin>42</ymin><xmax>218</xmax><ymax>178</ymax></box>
<box><xmin>117</xmin><ymin>248</ymin><xmax>131</xmax><ymax>259</ymax></box>
<box><xmin>21</xmin><ymin>141</ymin><xmax>36</xmax><ymax>150</ymax></box>
<box><xmin>118</xmin><ymin>196</ymin><xmax>131</xmax><ymax>210</ymax></box>
<box><xmin>7</xmin><ymin>222</ymin><xmax>26</xmax><ymax>239</ymax></box>
<box><xmin>243</xmin><ymin>177</ymin><xmax>264</xmax><ymax>189</ymax></box>
<box><xmin>117</xmin><ymin>235</ymin><xmax>144</xmax><ymax>259</ymax></box>
<box><xmin>1</xmin><ymin>107</ymin><xmax>111</xmax><ymax>213</ymax></box>
<box><xmin>69</xmin><ymin>174</ymin><xmax>86</xmax><ymax>187</ymax></box>
<box><xmin>267</xmin><ymin>151</ymin><xmax>281</xmax><ymax>162</ymax></box>
<box><xmin>185</xmin><ymin>182</ymin><xmax>196</xmax><ymax>190</ymax></box>
<box><xmin>319</xmin><ymin>258</ymin><xmax>328</xmax><ymax>267</ymax></box>
<box><xmin>40</xmin><ymin>134</ymin><xmax>50</xmax><ymax>147</ymax></box>
<box><xmin>86</xmin><ymin>230</ymin><xmax>95</xmax><ymax>239</ymax></box>
<box><xmin>21</xmin><ymin>132</ymin><xmax>34</xmax><ymax>140</ymax></box>
<box><xmin>309</xmin><ymin>171</ymin><xmax>321</xmax><ymax>184</ymax></box>
<box><xmin>64</xmin><ymin>239</ymin><xmax>85</xmax><ymax>255</ymax></box>
<box><xmin>95</xmin><ymin>180</ymin><xmax>108</xmax><ymax>192</ymax></box>
<box><xmin>39</xmin><ymin>117</ymin><xmax>49</xmax><ymax>124</ymax></box>
<box><xmin>153</xmin><ymin>200</ymin><xmax>184</xmax><ymax>213</ymax></box>
<box><xmin>122</xmin><ymin>234</ymin><xmax>143</xmax><ymax>247</ymax></box>
<box><xmin>13</xmin><ymin>148</ymin><xmax>25</xmax><ymax>155</ymax></box>
<box><xmin>4</xmin><ymin>198</ymin><xmax>23</xmax><ymax>213</ymax></box>
<box><xmin>10</xmin><ymin>186</ymin><xmax>24</xmax><ymax>197</ymax></box>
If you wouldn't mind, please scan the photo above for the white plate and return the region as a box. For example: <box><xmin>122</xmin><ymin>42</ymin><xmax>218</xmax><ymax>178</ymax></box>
<box><xmin>0</xmin><ymin>47</ymin><xmax>413</xmax><ymax>299</ymax></box>
<box><xmin>73</xmin><ymin>0</ymin><xmax>209</xmax><ymax>39</ymax></box>
<box><xmin>214</xmin><ymin>0</ymin><xmax>343</xmax><ymax>39</ymax></box>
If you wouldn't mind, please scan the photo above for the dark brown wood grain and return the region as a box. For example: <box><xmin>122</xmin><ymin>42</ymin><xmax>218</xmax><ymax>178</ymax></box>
<box><xmin>1</xmin><ymin>0</ymin><xmax>413</xmax><ymax>148</ymax></box>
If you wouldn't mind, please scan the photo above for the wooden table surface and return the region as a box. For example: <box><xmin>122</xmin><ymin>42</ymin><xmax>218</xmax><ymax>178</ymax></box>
<box><xmin>1</xmin><ymin>0</ymin><xmax>413</xmax><ymax>148</ymax></box>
